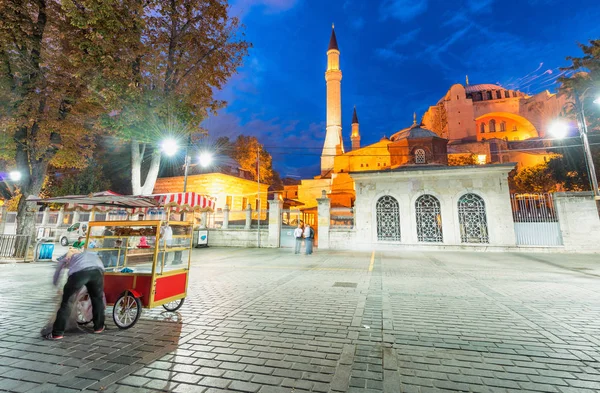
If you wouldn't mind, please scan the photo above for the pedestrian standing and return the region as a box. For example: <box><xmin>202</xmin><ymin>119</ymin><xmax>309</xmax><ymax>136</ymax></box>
<box><xmin>294</xmin><ymin>223</ymin><xmax>304</xmax><ymax>254</ymax></box>
<box><xmin>304</xmin><ymin>224</ymin><xmax>314</xmax><ymax>255</ymax></box>
<box><xmin>44</xmin><ymin>250</ymin><xmax>105</xmax><ymax>340</ymax></box>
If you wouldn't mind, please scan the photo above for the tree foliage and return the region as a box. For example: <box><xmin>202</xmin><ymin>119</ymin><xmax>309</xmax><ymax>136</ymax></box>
<box><xmin>508</xmin><ymin>164</ymin><xmax>557</xmax><ymax>194</ymax></box>
<box><xmin>216</xmin><ymin>135</ymin><xmax>280</xmax><ymax>187</ymax></box>
<box><xmin>0</xmin><ymin>0</ymin><xmax>129</xmax><ymax>234</ymax></box>
<box><xmin>94</xmin><ymin>0</ymin><xmax>250</xmax><ymax>195</ymax></box>
<box><xmin>45</xmin><ymin>159</ymin><xmax>111</xmax><ymax>197</ymax></box>
<box><xmin>558</xmin><ymin>39</ymin><xmax>600</xmax><ymax>132</ymax></box>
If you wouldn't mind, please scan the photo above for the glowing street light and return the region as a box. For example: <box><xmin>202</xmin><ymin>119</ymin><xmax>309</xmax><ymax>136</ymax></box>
<box><xmin>8</xmin><ymin>171</ymin><xmax>21</xmax><ymax>182</ymax></box>
<box><xmin>548</xmin><ymin>120</ymin><xmax>570</xmax><ymax>140</ymax></box>
<box><xmin>198</xmin><ymin>152</ymin><xmax>213</xmax><ymax>168</ymax></box>
<box><xmin>160</xmin><ymin>138</ymin><xmax>179</xmax><ymax>157</ymax></box>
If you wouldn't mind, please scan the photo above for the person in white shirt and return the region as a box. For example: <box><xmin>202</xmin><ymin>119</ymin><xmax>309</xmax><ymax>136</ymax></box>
<box><xmin>303</xmin><ymin>224</ymin><xmax>314</xmax><ymax>255</ymax></box>
<box><xmin>293</xmin><ymin>223</ymin><xmax>304</xmax><ymax>254</ymax></box>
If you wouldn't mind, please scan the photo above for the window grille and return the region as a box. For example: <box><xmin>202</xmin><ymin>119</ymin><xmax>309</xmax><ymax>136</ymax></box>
<box><xmin>480</xmin><ymin>123</ymin><xmax>486</xmax><ymax>133</ymax></box>
<box><xmin>500</xmin><ymin>121</ymin><xmax>506</xmax><ymax>131</ymax></box>
<box><xmin>415</xmin><ymin>195</ymin><xmax>443</xmax><ymax>242</ymax></box>
<box><xmin>376</xmin><ymin>196</ymin><xmax>400</xmax><ymax>241</ymax></box>
<box><xmin>489</xmin><ymin>119</ymin><xmax>496</xmax><ymax>132</ymax></box>
<box><xmin>415</xmin><ymin>149</ymin><xmax>426</xmax><ymax>164</ymax></box>
<box><xmin>458</xmin><ymin>193</ymin><xmax>489</xmax><ymax>243</ymax></box>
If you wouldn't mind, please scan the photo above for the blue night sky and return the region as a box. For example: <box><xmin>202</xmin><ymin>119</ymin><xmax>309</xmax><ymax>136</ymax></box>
<box><xmin>203</xmin><ymin>0</ymin><xmax>600</xmax><ymax>179</ymax></box>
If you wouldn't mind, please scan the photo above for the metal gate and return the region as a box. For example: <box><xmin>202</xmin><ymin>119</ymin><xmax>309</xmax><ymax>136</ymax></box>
<box><xmin>511</xmin><ymin>194</ymin><xmax>563</xmax><ymax>246</ymax></box>
<box><xmin>280</xmin><ymin>209</ymin><xmax>317</xmax><ymax>248</ymax></box>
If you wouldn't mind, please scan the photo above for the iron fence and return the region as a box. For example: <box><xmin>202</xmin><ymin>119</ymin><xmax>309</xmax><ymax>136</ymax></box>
<box><xmin>330</xmin><ymin>207</ymin><xmax>354</xmax><ymax>229</ymax></box>
<box><xmin>0</xmin><ymin>234</ymin><xmax>32</xmax><ymax>261</ymax></box>
<box><xmin>511</xmin><ymin>193</ymin><xmax>562</xmax><ymax>246</ymax></box>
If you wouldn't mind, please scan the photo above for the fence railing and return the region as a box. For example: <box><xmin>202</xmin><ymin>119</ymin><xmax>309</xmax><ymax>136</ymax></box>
<box><xmin>330</xmin><ymin>207</ymin><xmax>354</xmax><ymax>229</ymax></box>
<box><xmin>511</xmin><ymin>193</ymin><xmax>558</xmax><ymax>222</ymax></box>
<box><xmin>0</xmin><ymin>234</ymin><xmax>32</xmax><ymax>260</ymax></box>
<box><xmin>511</xmin><ymin>193</ymin><xmax>563</xmax><ymax>246</ymax></box>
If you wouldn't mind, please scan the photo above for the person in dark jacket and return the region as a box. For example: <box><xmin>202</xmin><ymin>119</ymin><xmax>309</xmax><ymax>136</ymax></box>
<box><xmin>43</xmin><ymin>249</ymin><xmax>105</xmax><ymax>340</ymax></box>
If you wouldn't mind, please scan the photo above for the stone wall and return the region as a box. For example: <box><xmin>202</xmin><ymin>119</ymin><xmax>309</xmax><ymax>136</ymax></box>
<box><xmin>554</xmin><ymin>192</ymin><xmax>600</xmax><ymax>252</ymax></box>
<box><xmin>207</xmin><ymin>229</ymin><xmax>269</xmax><ymax>248</ymax></box>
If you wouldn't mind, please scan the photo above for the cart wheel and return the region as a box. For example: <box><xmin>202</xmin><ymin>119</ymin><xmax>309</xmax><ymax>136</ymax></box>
<box><xmin>162</xmin><ymin>298</ymin><xmax>185</xmax><ymax>312</ymax></box>
<box><xmin>113</xmin><ymin>292</ymin><xmax>142</xmax><ymax>329</ymax></box>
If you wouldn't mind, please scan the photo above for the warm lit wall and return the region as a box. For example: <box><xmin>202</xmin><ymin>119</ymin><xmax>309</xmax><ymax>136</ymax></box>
<box><xmin>297</xmin><ymin>178</ymin><xmax>332</xmax><ymax>209</ymax></box>
<box><xmin>153</xmin><ymin>173</ymin><xmax>269</xmax><ymax>212</ymax></box>
<box><xmin>437</xmin><ymin>84</ymin><xmax>478</xmax><ymax>141</ymax></box>
<box><xmin>333</xmin><ymin>140</ymin><xmax>392</xmax><ymax>173</ymax></box>
<box><xmin>283</xmin><ymin>185</ymin><xmax>299</xmax><ymax>200</ymax></box>
<box><xmin>476</xmin><ymin>112</ymin><xmax>538</xmax><ymax>141</ymax></box>
<box><xmin>508</xmin><ymin>152</ymin><xmax>556</xmax><ymax>169</ymax></box>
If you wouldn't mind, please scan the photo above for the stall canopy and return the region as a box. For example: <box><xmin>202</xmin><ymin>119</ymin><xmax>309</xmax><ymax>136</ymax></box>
<box><xmin>27</xmin><ymin>191</ymin><xmax>159</xmax><ymax>211</ymax></box>
<box><xmin>146</xmin><ymin>192</ymin><xmax>216</xmax><ymax>212</ymax></box>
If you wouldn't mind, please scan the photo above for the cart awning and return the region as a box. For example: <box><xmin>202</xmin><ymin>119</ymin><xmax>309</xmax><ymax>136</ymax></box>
<box><xmin>27</xmin><ymin>191</ymin><xmax>160</xmax><ymax>211</ymax></box>
<box><xmin>146</xmin><ymin>192</ymin><xmax>216</xmax><ymax>212</ymax></box>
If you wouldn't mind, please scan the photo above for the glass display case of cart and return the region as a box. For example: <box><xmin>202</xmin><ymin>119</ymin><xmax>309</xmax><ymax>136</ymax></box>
<box><xmin>86</xmin><ymin>220</ymin><xmax>193</xmax><ymax>274</ymax></box>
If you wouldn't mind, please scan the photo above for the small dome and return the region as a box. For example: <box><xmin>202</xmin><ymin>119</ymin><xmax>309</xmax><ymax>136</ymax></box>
<box><xmin>390</xmin><ymin>124</ymin><xmax>440</xmax><ymax>142</ymax></box>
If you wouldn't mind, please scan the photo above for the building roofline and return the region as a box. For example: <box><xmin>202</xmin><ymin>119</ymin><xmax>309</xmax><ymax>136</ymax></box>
<box><xmin>349</xmin><ymin>162</ymin><xmax>516</xmax><ymax>176</ymax></box>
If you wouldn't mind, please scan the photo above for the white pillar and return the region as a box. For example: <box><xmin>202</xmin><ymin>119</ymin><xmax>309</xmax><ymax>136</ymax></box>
<box><xmin>267</xmin><ymin>194</ymin><xmax>283</xmax><ymax>248</ymax></box>
<box><xmin>245</xmin><ymin>204</ymin><xmax>252</xmax><ymax>230</ymax></box>
<box><xmin>200</xmin><ymin>211</ymin><xmax>208</xmax><ymax>229</ymax></box>
<box><xmin>317</xmin><ymin>190</ymin><xmax>331</xmax><ymax>249</ymax></box>
<box><xmin>56</xmin><ymin>207</ymin><xmax>64</xmax><ymax>228</ymax></box>
<box><xmin>42</xmin><ymin>209</ymin><xmax>49</xmax><ymax>225</ymax></box>
<box><xmin>0</xmin><ymin>205</ymin><xmax>6</xmax><ymax>235</ymax></box>
<box><xmin>73</xmin><ymin>210</ymin><xmax>80</xmax><ymax>224</ymax></box>
<box><xmin>222</xmin><ymin>205</ymin><xmax>230</xmax><ymax>229</ymax></box>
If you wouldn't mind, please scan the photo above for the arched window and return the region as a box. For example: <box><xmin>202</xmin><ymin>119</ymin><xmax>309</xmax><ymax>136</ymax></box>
<box><xmin>415</xmin><ymin>195</ymin><xmax>443</xmax><ymax>242</ymax></box>
<box><xmin>486</xmin><ymin>91</ymin><xmax>493</xmax><ymax>100</ymax></box>
<box><xmin>504</xmin><ymin>91</ymin><xmax>510</xmax><ymax>98</ymax></box>
<box><xmin>458</xmin><ymin>193</ymin><xmax>489</xmax><ymax>243</ymax></box>
<box><xmin>480</xmin><ymin>123</ymin><xmax>486</xmax><ymax>133</ymax></box>
<box><xmin>414</xmin><ymin>149</ymin><xmax>426</xmax><ymax>164</ymax></box>
<box><xmin>496</xmin><ymin>91</ymin><xmax>502</xmax><ymax>99</ymax></box>
<box><xmin>489</xmin><ymin>119</ymin><xmax>496</xmax><ymax>132</ymax></box>
<box><xmin>500</xmin><ymin>121</ymin><xmax>506</xmax><ymax>132</ymax></box>
<box><xmin>376</xmin><ymin>196</ymin><xmax>400</xmax><ymax>241</ymax></box>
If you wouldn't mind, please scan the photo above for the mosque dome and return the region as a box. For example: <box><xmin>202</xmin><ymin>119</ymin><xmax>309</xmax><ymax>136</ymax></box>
<box><xmin>390</xmin><ymin>124</ymin><xmax>440</xmax><ymax>142</ymax></box>
<box><xmin>465</xmin><ymin>83</ymin><xmax>505</xmax><ymax>93</ymax></box>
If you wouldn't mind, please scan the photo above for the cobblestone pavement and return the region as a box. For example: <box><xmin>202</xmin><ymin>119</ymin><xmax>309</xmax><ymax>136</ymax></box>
<box><xmin>1</xmin><ymin>248</ymin><xmax>600</xmax><ymax>393</ymax></box>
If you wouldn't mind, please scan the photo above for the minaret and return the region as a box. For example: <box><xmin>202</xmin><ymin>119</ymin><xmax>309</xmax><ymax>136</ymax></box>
<box><xmin>351</xmin><ymin>106</ymin><xmax>360</xmax><ymax>151</ymax></box>
<box><xmin>321</xmin><ymin>24</ymin><xmax>344</xmax><ymax>176</ymax></box>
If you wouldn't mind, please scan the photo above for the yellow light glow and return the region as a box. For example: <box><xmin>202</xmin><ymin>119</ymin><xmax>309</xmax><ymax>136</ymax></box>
<box><xmin>477</xmin><ymin>155</ymin><xmax>487</xmax><ymax>165</ymax></box>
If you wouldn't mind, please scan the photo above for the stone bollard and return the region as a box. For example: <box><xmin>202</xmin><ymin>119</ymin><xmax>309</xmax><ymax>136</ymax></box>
<box><xmin>245</xmin><ymin>204</ymin><xmax>252</xmax><ymax>230</ymax></box>
<box><xmin>222</xmin><ymin>205</ymin><xmax>230</xmax><ymax>229</ymax></box>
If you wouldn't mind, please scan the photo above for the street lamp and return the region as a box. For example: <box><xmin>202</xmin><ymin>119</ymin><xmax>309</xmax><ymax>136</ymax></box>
<box><xmin>549</xmin><ymin>87</ymin><xmax>600</xmax><ymax>213</ymax></box>
<box><xmin>160</xmin><ymin>138</ymin><xmax>179</xmax><ymax>157</ymax></box>
<box><xmin>8</xmin><ymin>171</ymin><xmax>21</xmax><ymax>182</ymax></box>
<box><xmin>198</xmin><ymin>152</ymin><xmax>213</xmax><ymax>168</ymax></box>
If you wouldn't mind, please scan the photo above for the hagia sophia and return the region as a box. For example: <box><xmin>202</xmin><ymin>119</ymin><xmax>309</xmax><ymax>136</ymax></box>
<box><xmin>284</xmin><ymin>26</ymin><xmax>568</xmax><ymax>210</ymax></box>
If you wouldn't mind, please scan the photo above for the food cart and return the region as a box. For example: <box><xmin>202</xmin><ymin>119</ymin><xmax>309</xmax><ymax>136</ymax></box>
<box><xmin>87</xmin><ymin>220</ymin><xmax>193</xmax><ymax>329</ymax></box>
<box><xmin>28</xmin><ymin>193</ymin><xmax>198</xmax><ymax>329</ymax></box>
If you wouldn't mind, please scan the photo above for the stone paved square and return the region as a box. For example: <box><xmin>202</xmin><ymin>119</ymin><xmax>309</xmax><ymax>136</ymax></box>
<box><xmin>1</xmin><ymin>248</ymin><xmax>600</xmax><ymax>392</ymax></box>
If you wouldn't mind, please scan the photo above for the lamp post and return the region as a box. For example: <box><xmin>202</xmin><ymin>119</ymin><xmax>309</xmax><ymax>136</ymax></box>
<box><xmin>549</xmin><ymin>87</ymin><xmax>600</xmax><ymax>214</ymax></box>
<box><xmin>257</xmin><ymin>146</ymin><xmax>261</xmax><ymax>248</ymax></box>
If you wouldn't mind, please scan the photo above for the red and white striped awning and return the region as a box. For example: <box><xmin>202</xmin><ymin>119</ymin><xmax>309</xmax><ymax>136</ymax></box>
<box><xmin>145</xmin><ymin>192</ymin><xmax>216</xmax><ymax>212</ymax></box>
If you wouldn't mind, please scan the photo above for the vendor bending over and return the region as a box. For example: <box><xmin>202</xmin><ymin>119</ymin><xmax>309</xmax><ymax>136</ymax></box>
<box><xmin>44</xmin><ymin>249</ymin><xmax>105</xmax><ymax>340</ymax></box>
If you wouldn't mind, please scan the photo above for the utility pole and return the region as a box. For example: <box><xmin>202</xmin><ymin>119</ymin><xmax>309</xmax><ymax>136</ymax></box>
<box><xmin>257</xmin><ymin>146</ymin><xmax>261</xmax><ymax>248</ymax></box>
<box><xmin>182</xmin><ymin>134</ymin><xmax>192</xmax><ymax>193</ymax></box>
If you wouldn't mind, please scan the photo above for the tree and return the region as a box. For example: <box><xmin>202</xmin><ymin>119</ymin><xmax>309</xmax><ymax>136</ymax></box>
<box><xmin>217</xmin><ymin>135</ymin><xmax>279</xmax><ymax>185</ymax></box>
<box><xmin>448</xmin><ymin>154</ymin><xmax>477</xmax><ymax>166</ymax></box>
<box><xmin>45</xmin><ymin>159</ymin><xmax>111</xmax><ymax>197</ymax></box>
<box><xmin>0</xmin><ymin>0</ymin><xmax>131</xmax><ymax>235</ymax></box>
<box><xmin>509</xmin><ymin>164</ymin><xmax>557</xmax><ymax>194</ymax></box>
<box><xmin>99</xmin><ymin>0</ymin><xmax>250</xmax><ymax>195</ymax></box>
<box><xmin>558</xmin><ymin>39</ymin><xmax>600</xmax><ymax>132</ymax></box>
